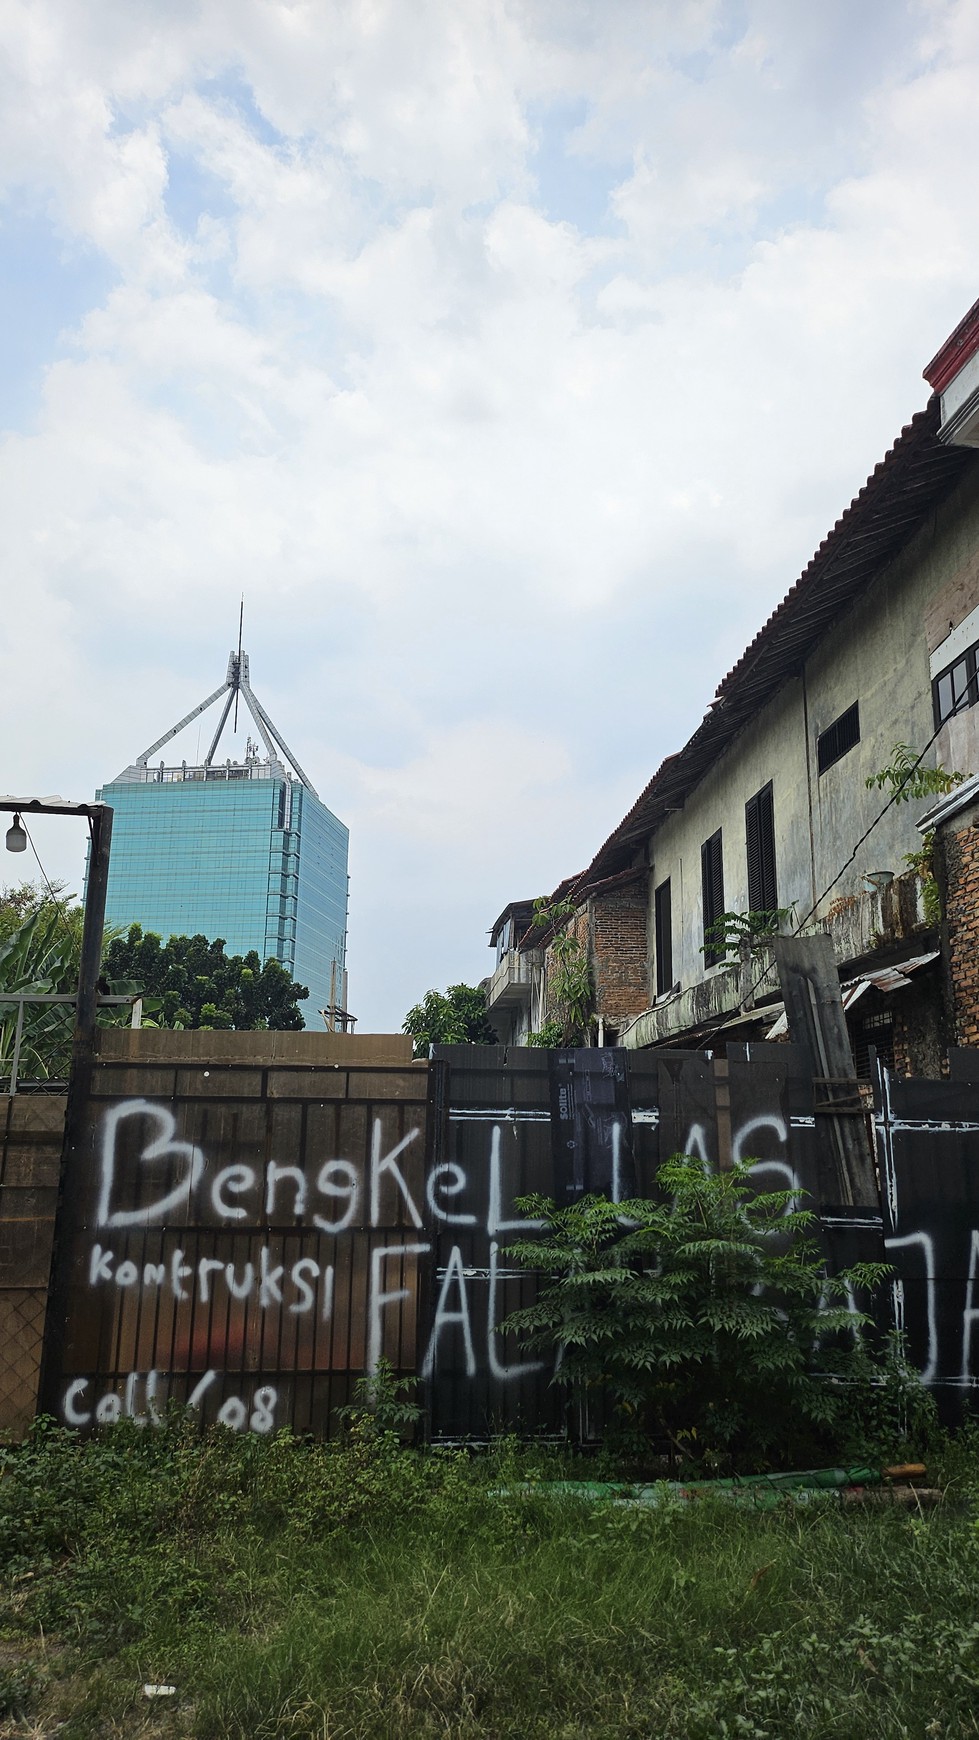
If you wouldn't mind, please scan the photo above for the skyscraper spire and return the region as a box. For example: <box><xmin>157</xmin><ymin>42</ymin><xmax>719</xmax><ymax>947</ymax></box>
<box><xmin>134</xmin><ymin>646</ymin><xmax>318</xmax><ymax>796</ymax></box>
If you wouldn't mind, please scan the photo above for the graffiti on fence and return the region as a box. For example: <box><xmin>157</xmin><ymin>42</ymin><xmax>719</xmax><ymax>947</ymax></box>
<box><xmin>43</xmin><ymin>1039</ymin><xmax>979</xmax><ymax>1435</ymax></box>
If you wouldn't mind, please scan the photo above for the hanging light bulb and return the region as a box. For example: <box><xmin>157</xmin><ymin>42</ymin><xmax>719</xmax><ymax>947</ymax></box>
<box><xmin>5</xmin><ymin>814</ymin><xmax>26</xmax><ymax>854</ymax></box>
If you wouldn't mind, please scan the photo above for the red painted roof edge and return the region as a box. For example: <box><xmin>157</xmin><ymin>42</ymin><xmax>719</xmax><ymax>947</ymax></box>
<box><xmin>924</xmin><ymin>296</ymin><xmax>979</xmax><ymax>395</ymax></box>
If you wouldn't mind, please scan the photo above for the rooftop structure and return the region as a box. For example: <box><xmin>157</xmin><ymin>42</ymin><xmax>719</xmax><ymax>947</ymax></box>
<box><xmin>97</xmin><ymin>647</ymin><xmax>350</xmax><ymax>1028</ymax></box>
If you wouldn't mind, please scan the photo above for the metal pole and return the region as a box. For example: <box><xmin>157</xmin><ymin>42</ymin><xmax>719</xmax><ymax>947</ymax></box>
<box><xmin>75</xmin><ymin>805</ymin><xmax>113</xmax><ymax>1055</ymax></box>
<box><xmin>37</xmin><ymin>804</ymin><xmax>113</xmax><ymax>1418</ymax></box>
<box><xmin>9</xmin><ymin>1000</ymin><xmax>24</xmax><ymax>1097</ymax></box>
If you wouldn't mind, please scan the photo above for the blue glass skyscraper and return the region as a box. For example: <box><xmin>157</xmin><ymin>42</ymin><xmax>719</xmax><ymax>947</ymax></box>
<box><xmin>96</xmin><ymin>651</ymin><xmax>349</xmax><ymax>1027</ymax></box>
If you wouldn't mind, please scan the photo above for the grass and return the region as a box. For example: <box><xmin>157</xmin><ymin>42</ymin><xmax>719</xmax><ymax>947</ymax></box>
<box><xmin>0</xmin><ymin>1417</ymin><xmax>978</xmax><ymax>1738</ymax></box>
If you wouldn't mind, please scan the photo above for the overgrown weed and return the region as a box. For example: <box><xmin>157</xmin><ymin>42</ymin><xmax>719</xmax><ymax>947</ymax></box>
<box><xmin>0</xmin><ymin>1418</ymin><xmax>977</xmax><ymax>1737</ymax></box>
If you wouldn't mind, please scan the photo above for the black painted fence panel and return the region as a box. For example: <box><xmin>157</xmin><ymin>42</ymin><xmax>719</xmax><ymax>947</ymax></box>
<box><xmin>35</xmin><ymin>1039</ymin><xmax>979</xmax><ymax>1436</ymax></box>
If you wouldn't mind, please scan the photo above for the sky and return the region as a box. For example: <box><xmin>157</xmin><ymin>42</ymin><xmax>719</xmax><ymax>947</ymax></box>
<box><xmin>2</xmin><ymin>0</ymin><xmax>979</xmax><ymax>1032</ymax></box>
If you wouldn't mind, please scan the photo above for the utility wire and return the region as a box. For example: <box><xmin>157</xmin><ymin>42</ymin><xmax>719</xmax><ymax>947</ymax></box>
<box><xmin>21</xmin><ymin>820</ymin><xmax>80</xmax><ymax>950</ymax></box>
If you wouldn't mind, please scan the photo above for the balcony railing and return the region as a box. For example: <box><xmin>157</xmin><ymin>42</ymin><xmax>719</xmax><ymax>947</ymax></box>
<box><xmin>485</xmin><ymin>949</ymin><xmax>542</xmax><ymax>1011</ymax></box>
<box><xmin>620</xmin><ymin>870</ymin><xmax>932</xmax><ymax>1050</ymax></box>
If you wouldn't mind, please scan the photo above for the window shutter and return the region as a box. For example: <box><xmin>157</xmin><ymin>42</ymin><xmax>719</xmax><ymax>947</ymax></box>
<box><xmin>746</xmin><ymin>783</ymin><xmax>777</xmax><ymax>914</ymax></box>
<box><xmin>654</xmin><ymin>879</ymin><xmax>672</xmax><ymax>995</ymax></box>
<box><xmin>701</xmin><ymin>831</ymin><xmax>725</xmax><ymax>965</ymax></box>
<box><xmin>817</xmin><ymin>703</ymin><xmax>860</xmax><ymax>774</ymax></box>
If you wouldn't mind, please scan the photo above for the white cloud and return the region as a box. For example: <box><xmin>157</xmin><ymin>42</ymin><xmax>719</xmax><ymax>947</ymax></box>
<box><xmin>2</xmin><ymin>0</ymin><xmax>979</xmax><ymax>1025</ymax></box>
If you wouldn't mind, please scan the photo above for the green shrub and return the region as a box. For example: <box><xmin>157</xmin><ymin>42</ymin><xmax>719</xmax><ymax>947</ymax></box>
<box><xmin>503</xmin><ymin>1156</ymin><xmax>893</xmax><ymax>1470</ymax></box>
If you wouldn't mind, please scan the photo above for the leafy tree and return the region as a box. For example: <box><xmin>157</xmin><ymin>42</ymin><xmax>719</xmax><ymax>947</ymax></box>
<box><xmin>866</xmin><ymin>745</ymin><xmax>966</xmax><ymax>924</ymax></box>
<box><xmin>526</xmin><ymin>1019</ymin><xmax>564</xmax><ymax>1048</ymax></box>
<box><xmin>402</xmin><ymin>984</ymin><xmax>497</xmax><ymax>1058</ymax></box>
<box><xmin>865</xmin><ymin>742</ymin><xmax>964</xmax><ymax>805</ymax></box>
<box><xmin>0</xmin><ymin>897</ymin><xmax>138</xmax><ymax>1083</ymax></box>
<box><xmin>102</xmin><ymin>925</ymin><xmax>308</xmax><ymax>1030</ymax></box>
<box><xmin>503</xmin><ymin>1156</ymin><xmax>890</xmax><ymax>1470</ymax></box>
<box><xmin>0</xmin><ymin>881</ymin><xmax>81</xmax><ymax>949</ymax></box>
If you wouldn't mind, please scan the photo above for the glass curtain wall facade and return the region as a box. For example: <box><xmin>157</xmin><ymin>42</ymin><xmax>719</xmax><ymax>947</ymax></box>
<box><xmin>97</xmin><ymin>762</ymin><xmax>348</xmax><ymax>1023</ymax></box>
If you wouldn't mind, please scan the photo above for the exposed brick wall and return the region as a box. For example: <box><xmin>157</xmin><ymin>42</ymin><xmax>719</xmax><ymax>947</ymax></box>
<box><xmin>891</xmin><ymin>981</ymin><xmax>945</xmax><ymax>1078</ymax></box>
<box><xmin>589</xmin><ymin>887</ymin><xmax>649</xmax><ymax>1024</ymax></box>
<box><xmin>940</xmin><ymin>818</ymin><xmax>979</xmax><ymax>1046</ymax></box>
<box><xmin>540</xmin><ymin>884</ymin><xmax>649</xmax><ymax>1035</ymax></box>
<box><xmin>541</xmin><ymin>909</ymin><xmax>587</xmax><ymax>1032</ymax></box>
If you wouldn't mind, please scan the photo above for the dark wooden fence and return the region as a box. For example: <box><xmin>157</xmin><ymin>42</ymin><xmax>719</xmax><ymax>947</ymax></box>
<box><xmin>16</xmin><ymin>1028</ymin><xmax>979</xmax><ymax>1436</ymax></box>
<box><xmin>30</xmin><ymin>1032</ymin><xmax>909</xmax><ymax>1439</ymax></box>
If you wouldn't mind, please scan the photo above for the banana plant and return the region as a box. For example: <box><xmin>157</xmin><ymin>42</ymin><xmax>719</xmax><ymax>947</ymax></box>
<box><xmin>0</xmin><ymin>904</ymin><xmax>147</xmax><ymax>1086</ymax></box>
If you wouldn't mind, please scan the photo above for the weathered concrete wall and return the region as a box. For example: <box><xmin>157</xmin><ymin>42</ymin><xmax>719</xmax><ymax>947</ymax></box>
<box><xmin>803</xmin><ymin>471</ymin><xmax>979</xmax><ymax>896</ymax></box>
<box><xmin>627</xmin><ymin>870</ymin><xmax>934</xmax><ymax>1051</ymax></box>
<box><xmin>645</xmin><ymin>466</ymin><xmax>979</xmax><ymax>1005</ymax></box>
<box><xmin>647</xmin><ymin>677</ymin><xmax>811</xmax><ymax>1000</ymax></box>
<box><xmin>0</xmin><ymin>1096</ymin><xmax>65</xmax><ymax>1436</ymax></box>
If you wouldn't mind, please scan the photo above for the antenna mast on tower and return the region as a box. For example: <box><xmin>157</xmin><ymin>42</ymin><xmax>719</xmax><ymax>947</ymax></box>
<box><xmin>133</xmin><ymin>616</ymin><xmax>319</xmax><ymax>797</ymax></box>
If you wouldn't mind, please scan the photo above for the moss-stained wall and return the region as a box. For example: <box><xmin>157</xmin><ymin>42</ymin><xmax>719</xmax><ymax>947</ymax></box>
<box><xmin>646</xmin><ymin>466</ymin><xmax>979</xmax><ymax>1003</ymax></box>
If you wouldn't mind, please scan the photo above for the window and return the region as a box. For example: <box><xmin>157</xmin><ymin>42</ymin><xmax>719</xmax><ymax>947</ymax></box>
<box><xmin>933</xmin><ymin>642</ymin><xmax>979</xmax><ymax>728</ymax></box>
<box><xmin>850</xmin><ymin>1010</ymin><xmax>894</xmax><ymax>1079</ymax></box>
<box><xmin>817</xmin><ymin>702</ymin><xmax>860</xmax><ymax>774</ymax></box>
<box><xmin>701</xmin><ymin>830</ymin><xmax>725</xmax><ymax>967</ymax></box>
<box><xmin>745</xmin><ymin>782</ymin><xmax>778</xmax><ymax>914</ymax></box>
<box><xmin>654</xmin><ymin>878</ymin><xmax>673</xmax><ymax>996</ymax></box>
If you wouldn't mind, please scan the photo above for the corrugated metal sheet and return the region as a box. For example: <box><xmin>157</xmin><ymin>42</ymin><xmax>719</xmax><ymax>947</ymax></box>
<box><xmin>765</xmin><ymin>951</ymin><xmax>939</xmax><ymax>1038</ymax></box>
